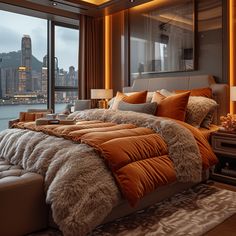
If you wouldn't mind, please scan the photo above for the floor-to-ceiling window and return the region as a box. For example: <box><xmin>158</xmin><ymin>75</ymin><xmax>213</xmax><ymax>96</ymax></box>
<box><xmin>54</xmin><ymin>24</ymin><xmax>79</xmax><ymax>112</ymax></box>
<box><xmin>0</xmin><ymin>10</ymin><xmax>47</xmax><ymax>130</ymax></box>
<box><xmin>0</xmin><ymin>9</ymin><xmax>79</xmax><ymax>130</ymax></box>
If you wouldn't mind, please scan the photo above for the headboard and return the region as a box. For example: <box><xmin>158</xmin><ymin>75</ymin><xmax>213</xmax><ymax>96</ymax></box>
<box><xmin>123</xmin><ymin>75</ymin><xmax>229</xmax><ymax>124</ymax></box>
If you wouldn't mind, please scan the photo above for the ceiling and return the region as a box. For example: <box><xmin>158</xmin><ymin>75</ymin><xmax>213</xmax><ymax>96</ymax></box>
<box><xmin>67</xmin><ymin>0</ymin><xmax>112</xmax><ymax>6</ymax></box>
<box><xmin>27</xmin><ymin>0</ymin><xmax>153</xmax><ymax>17</ymax></box>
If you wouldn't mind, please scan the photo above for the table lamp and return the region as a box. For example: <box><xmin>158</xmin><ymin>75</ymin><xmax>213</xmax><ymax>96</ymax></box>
<box><xmin>91</xmin><ymin>89</ymin><xmax>113</xmax><ymax>109</ymax></box>
<box><xmin>230</xmin><ymin>86</ymin><xmax>236</xmax><ymax>102</ymax></box>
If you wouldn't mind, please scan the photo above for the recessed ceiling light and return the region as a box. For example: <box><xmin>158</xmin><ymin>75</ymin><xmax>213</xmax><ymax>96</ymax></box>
<box><xmin>130</xmin><ymin>0</ymin><xmax>135</xmax><ymax>2</ymax></box>
<box><xmin>51</xmin><ymin>1</ymin><xmax>57</xmax><ymax>6</ymax></box>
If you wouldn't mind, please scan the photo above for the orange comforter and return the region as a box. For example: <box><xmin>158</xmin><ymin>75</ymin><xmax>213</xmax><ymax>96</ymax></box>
<box><xmin>14</xmin><ymin>117</ymin><xmax>217</xmax><ymax>206</ymax></box>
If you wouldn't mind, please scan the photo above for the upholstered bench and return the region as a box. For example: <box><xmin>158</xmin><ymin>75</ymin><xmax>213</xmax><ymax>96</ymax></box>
<box><xmin>0</xmin><ymin>158</ymin><xmax>48</xmax><ymax>236</ymax></box>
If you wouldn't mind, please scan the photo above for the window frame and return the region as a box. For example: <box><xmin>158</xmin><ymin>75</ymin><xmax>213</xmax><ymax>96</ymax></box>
<box><xmin>48</xmin><ymin>21</ymin><xmax>79</xmax><ymax>112</ymax></box>
<box><xmin>0</xmin><ymin>6</ymin><xmax>80</xmax><ymax>112</ymax></box>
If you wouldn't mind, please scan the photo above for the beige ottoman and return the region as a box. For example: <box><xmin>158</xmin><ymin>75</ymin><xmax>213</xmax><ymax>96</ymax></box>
<box><xmin>0</xmin><ymin>159</ymin><xmax>48</xmax><ymax>236</ymax></box>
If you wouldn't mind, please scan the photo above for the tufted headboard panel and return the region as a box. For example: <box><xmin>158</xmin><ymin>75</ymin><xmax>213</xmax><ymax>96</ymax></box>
<box><xmin>123</xmin><ymin>75</ymin><xmax>229</xmax><ymax>124</ymax></box>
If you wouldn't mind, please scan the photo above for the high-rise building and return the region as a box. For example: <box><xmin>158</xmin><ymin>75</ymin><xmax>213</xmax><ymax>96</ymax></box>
<box><xmin>43</xmin><ymin>55</ymin><xmax>59</xmax><ymax>85</ymax></box>
<box><xmin>21</xmin><ymin>35</ymin><xmax>32</xmax><ymax>92</ymax></box>
<box><xmin>32</xmin><ymin>71</ymin><xmax>41</xmax><ymax>91</ymax></box>
<box><xmin>43</xmin><ymin>55</ymin><xmax>47</xmax><ymax>68</ymax></box>
<box><xmin>0</xmin><ymin>69</ymin><xmax>6</xmax><ymax>98</ymax></box>
<box><xmin>0</xmin><ymin>68</ymin><xmax>3</xmax><ymax>98</ymax></box>
<box><xmin>68</xmin><ymin>66</ymin><xmax>76</xmax><ymax>87</ymax></box>
<box><xmin>18</xmin><ymin>66</ymin><xmax>27</xmax><ymax>93</ymax></box>
<box><xmin>5</xmin><ymin>68</ymin><xmax>19</xmax><ymax>96</ymax></box>
<box><xmin>41</xmin><ymin>67</ymin><xmax>47</xmax><ymax>95</ymax></box>
<box><xmin>0</xmin><ymin>68</ymin><xmax>19</xmax><ymax>98</ymax></box>
<box><xmin>58</xmin><ymin>69</ymin><xmax>67</xmax><ymax>87</ymax></box>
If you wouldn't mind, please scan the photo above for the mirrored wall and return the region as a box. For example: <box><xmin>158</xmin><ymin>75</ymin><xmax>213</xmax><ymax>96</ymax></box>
<box><xmin>129</xmin><ymin>0</ymin><xmax>195</xmax><ymax>80</ymax></box>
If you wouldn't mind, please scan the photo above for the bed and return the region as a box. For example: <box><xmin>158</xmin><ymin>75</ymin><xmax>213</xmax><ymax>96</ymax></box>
<box><xmin>0</xmin><ymin>75</ymin><xmax>229</xmax><ymax>236</ymax></box>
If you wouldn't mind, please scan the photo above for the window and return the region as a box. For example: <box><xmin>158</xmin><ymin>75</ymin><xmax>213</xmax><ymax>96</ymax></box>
<box><xmin>54</xmin><ymin>24</ymin><xmax>79</xmax><ymax>112</ymax></box>
<box><xmin>0</xmin><ymin>10</ymin><xmax>47</xmax><ymax>130</ymax></box>
<box><xmin>0</xmin><ymin>9</ymin><xmax>79</xmax><ymax>130</ymax></box>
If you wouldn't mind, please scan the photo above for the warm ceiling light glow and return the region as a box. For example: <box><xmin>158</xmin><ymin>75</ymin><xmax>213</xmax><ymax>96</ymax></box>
<box><xmin>51</xmin><ymin>1</ymin><xmax>57</xmax><ymax>6</ymax></box>
<box><xmin>80</xmin><ymin>0</ymin><xmax>111</xmax><ymax>5</ymax></box>
<box><xmin>131</xmin><ymin>0</ymin><xmax>171</xmax><ymax>12</ymax></box>
<box><xmin>143</xmin><ymin>13</ymin><xmax>193</xmax><ymax>31</ymax></box>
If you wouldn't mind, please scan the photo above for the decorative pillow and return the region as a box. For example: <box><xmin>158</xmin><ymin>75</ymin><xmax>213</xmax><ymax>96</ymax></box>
<box><xmin>74</xmin><ymin>100</ymin><xmax>91</xmax><ymax>111</ymax></box>
<box><xmin>146</xmin><ymin>92</ymin><xmax>155</xmax><ymax>102</ymax></box>
<box><xmin>200</xmin><ymin>107</ymin><xmax>217</xmax><ymax>129</ymax></box>
<box><xmin>185</xmin><ymin>96</ymin><xmax>218</xmax><ymax>128</ymax></box>
<box><xmin>175</xmin><ymin>87</ymin><xmax>212</xmax><ymax>98</ymax></box>
<box><xmin>19</xmin><ymin>112</ymin><xmax>46</xmax><ymax>122</ymax></box>
<box><xmin>159</xmin><ymin>89</ymin><xmax>175</xmax><ymax>97</ymax></box>
<box><xmin>117</xmin><ymin>101</ymin><xmax>157</xmax><ymax>115</ymax></box>
<box><xmin>151</xmin><ymin>91</ymin><xmax>190</xmax><ymax>121</ymax></box>
<box><xmin>111</xmin><ymin>91</ymin><xmax>148</xmax><ymax>110</ymax></box>
<box><xmin>109</xmin><ymin>91</ymin><xmax>155</xmax><ymax>107</ymax></box>
<box><xmin>67</xmin><ymin>111</ymin><xmax>80</xmax><ymax>119</ymax></box>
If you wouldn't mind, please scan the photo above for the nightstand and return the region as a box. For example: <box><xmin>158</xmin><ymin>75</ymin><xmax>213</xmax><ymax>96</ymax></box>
<box><xmin>211</xmin><ymin>131</ymin><xmax>236</xmax><ymax>185</ymax></box>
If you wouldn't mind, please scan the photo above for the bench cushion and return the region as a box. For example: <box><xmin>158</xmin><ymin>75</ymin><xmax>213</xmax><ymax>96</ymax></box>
<box><xmin>0</xmin><ymin>158</ymin><xmax>48</xmax><ymax>236</ymax></box>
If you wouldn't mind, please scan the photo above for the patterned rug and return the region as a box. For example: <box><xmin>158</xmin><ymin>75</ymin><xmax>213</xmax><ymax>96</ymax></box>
<box><xmin>29</xmin><ymin>183</ymin><xmax>236</xmax><ymax>236</ymax></box>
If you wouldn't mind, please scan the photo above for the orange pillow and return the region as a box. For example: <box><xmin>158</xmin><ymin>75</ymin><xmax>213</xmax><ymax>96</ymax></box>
<box><xmin>19</xmin><ymin>112</ymin><xmax>46</xmax><ymax>122</ymax></box>
<box><xmin>112</xmin><ymin>91</ymin><xmax>148</xmax><ymax>110</ymax></box>
<box><xmin>175</xmin><ymin>87</ymin><xmax>212</xmax><ymax>98</ymax></box>
<box><xmin>151</xmin><ymin>91</ymin><xmax>190</xmax><ymax>121</ymax></box>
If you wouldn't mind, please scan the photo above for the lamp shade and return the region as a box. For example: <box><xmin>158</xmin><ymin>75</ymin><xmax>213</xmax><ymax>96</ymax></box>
<box><xmin>230</xmin><ymin>86</ymin><xmax>236</xmax><ymax>101</ymax></box>
<box><xmin>91</xmin><ymin>89</ymin><xmax>113</xmax><ymax>99</ymax></box>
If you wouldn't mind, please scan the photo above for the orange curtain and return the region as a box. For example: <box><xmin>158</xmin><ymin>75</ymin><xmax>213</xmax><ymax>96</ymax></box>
<box><xmin>79</xmin><ymin>15</ymin><xmax>105</xmax><ymax>100</ymax></box>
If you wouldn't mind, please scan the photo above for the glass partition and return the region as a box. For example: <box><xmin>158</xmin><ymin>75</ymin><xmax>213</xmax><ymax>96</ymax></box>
<box><xmin>130</xmin><ymin>0</ymin><xmax>195</xmax><ymax>80</ymax></box>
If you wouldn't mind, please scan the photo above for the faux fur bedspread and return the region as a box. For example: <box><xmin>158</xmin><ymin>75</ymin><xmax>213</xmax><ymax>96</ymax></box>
<box><xmin>0</xmin><ymin>110</ymin><xmax>203</xmax><ymax>236</ymax></box>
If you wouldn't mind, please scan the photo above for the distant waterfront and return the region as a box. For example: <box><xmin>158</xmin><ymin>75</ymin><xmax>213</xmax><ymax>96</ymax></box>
<box><xmin>0</xmin><ymin>104</ymin><xmax>66</xmax><ymax>131</ymax></box>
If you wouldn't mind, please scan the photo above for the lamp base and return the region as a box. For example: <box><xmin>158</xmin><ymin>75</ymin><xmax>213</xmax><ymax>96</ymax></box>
<box><xmin>98</xmin><ymin>100</ymin><xmax>108</xmax><ymax>109</ymax></box>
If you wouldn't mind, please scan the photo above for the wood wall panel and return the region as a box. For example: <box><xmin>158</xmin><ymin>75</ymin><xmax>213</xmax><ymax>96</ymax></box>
<box><xmin>108</xmin><ymin>10</ymin><xmax>127</xmax><ymax>94</ymax></box>
<box><xmin>0</xmin><ymin>0</ymin><xmax>80</xmax><ymax>19</ymax></box>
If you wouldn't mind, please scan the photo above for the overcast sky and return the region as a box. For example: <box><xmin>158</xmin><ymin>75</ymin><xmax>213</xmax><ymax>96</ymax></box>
<box><xmin>0</xmin><ymin>10</ymin><xmax>79</xmax><ymax>71</ymax></box>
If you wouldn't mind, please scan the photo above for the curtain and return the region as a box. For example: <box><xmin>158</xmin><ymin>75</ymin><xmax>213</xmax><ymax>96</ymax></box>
<box><xmin>79</xmin><ymin>15</ymin><xmax>105</xmax><ymax>100</ymax></box>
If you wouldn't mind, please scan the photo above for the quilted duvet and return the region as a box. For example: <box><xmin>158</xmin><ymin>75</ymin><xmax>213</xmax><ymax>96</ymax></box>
<box><xmin>0</xmin><ymin>109</ymin><xmax>217</xmax><ymax>235</ymax></box>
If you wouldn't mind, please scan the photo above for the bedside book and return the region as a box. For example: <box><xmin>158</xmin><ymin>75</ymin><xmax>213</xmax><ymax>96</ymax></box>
<box><xmin>36</xmin><ymin>118</ymin><xmax>75</xmax><ymax>126</ymax></box>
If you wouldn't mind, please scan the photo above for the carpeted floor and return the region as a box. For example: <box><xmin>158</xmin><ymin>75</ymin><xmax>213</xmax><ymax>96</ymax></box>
<box><xmin>29</xmin><ymin>183</ymin><xmax>236</xmax><ymax>236</ymax></box>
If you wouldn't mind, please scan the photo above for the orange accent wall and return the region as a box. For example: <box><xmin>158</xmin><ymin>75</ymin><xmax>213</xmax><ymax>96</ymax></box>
<box><xmin>105</xmin><ymin>15</ymin><xmax>111</xmax><ymax>89</ymax></box>
<box><xmin>230</xmin><ymin>0</ymin><xmax>236</xmax><ymax>113</ymax></box>
<box><xmin>104</xmin><ymin>12</ymin><xmax>126</xmax><ymax>93</ymax></box>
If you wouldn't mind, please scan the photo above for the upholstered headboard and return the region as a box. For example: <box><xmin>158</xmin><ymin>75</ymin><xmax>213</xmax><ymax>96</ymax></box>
<box><xmin>123</xmin><ymin>75</ymin><xmax>229</xmax><ymax>124</ymax></box>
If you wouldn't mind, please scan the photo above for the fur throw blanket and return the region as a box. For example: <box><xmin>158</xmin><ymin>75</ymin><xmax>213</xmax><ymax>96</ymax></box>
<box><xmin>0</xmin><ymin>110</ymin><xmax>202</xmax><ymax>236</ymax></box>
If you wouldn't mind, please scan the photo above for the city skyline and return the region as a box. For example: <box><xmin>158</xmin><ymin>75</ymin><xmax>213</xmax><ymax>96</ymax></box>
<box><xmin>0</xmin><ymin>9</ymin><xmax>79</xmax><ymax>71</ymax></box>
<box><xmin>0</xmin><ymin>34</ymin><xmax>78</xmax><ymax>104</ymax></box>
